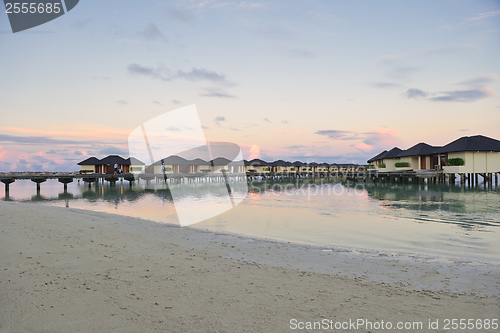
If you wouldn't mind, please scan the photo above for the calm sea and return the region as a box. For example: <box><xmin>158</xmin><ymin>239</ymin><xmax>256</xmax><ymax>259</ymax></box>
<box><xmin>1</xmin><ymin>177</ymin><xmax>499</xmax><ymax>263</ymax></box>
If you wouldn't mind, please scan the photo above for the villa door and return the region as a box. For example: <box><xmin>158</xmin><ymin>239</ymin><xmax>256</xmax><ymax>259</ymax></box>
<box><xmin>420</xmin><ymin>156</ymin><xmax>426</xmax><ymax>170</ymax></box>
<box><xmin>431</xmin><ymin>155</ymin><xmax>439</xmax><ymax>170</ymax></box>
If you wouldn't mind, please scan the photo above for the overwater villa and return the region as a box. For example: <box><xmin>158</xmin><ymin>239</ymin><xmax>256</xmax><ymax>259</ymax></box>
<box><xmin>78</xmin><ymin>155</ymin><xmax>364</xmax><ymax>175</ymax></box>
<box><xmin>78</xmin><ymin>155</ymin><xmax>145</xmax><ymax>174</ymax></box>
<box><xmin>367</xmin><ymin>135</ymin><xmax>500</xmax><ymax>184</ymax></box>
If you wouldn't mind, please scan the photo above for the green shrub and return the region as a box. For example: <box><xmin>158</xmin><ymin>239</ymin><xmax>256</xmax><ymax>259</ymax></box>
<box><xmin>263</xmin><ymin>167</ymin><xmax>269</xmax><ymax>171</ymax></box>
<box><xmin>378</xmin><ymin>163</ymin><xmax>386</xmax><ymax>168</ymax></box>
<box><xmin>290</xmin><ymin>167</ymin><xmax>295</xmax><ymax>171</ymax></box>
<box><xmin>395</xmin><ymin>162</ymin><xmax>410</xmax><ymax>167</ymax></box>
<box><xmin>445</xmin><ymin>158</ymin><xmax>464</xmax><ymax>166</ymax></box>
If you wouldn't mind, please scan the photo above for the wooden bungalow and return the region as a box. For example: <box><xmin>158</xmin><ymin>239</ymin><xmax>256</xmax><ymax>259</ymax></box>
<box><xmin>270</xmin><ymin>160</ymin><xmax>292</xmax><ymax>173</ymax></box>
<box><xmin>147</xmin><ymin>156</ymin><xmax>190</xmax><ymax>174</ymax></box>
<box><xmin>247</xmin><ymin>159</ymin><xmax>271</xmax><ymax>173</ymax></box>
<box><xmin>77</xmin><ymin>157</ymin><xmax>101</xmax><ymax>174</ymax></box>
<box><xmin>210</xmin><ymin>157</ymin><xmax>232</xmax><ymax>173</ymax></box>
<box><xmin>189</xmin><ymin>158</ymin><xmax>211</xmax><ymax>173</ymax></box>
<box><xmin>78</xmin><ymin>155</ymin><xmax>144</xmax><ymax>174</ymax></box>
<box><xmin>440</xmin><ymin>135</ymin><xmax>500</xmax><ymax>174</ymax></box>
<box><xmin>367</xmin><ymin>135</ymin><xmax>500</xmax><ymax>174</ymax></box>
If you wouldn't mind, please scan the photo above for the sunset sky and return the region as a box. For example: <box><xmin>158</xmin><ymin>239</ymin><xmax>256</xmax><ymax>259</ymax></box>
<box><xmin>1</xmin><ymin>0</ymin><xmax>499</xmax><ymax>172</ymax></box>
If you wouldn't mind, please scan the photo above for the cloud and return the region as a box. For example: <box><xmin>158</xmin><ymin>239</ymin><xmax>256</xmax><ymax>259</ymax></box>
<box><xmin>127</xmin><ymin>64</ymin><xmax>227</xmax><ymax>83</ymax></box>
<box><xmin>214</xmin><ymin>116</ymin><xmax>226</xmax><ymax>126</ymax></box>
<box><xmin>281</xmin><ymin>120</ymin><xmax>288</xmax><ymax>124</ymax></box>
<box><xmin>315</xmin><ymin>130</ymin><xmax>357</xmax><ymax>140</ymax></box>
<box><xmin>165</xmin><ymin>126</ymin><xmax>180</xmax><ymax>131</ymax></box>
<box><xmin>49</xmin><ymin>160</ymin><xmax>58</xmax><ymax>165</ymax></box>
<box><xmin>166</xmin><ymin>7</ymin><xmax>193</xmax><ymax>22</ymax></box>
<box><xmin>172</xmin><ymin>100</ymin><xmax>182</xmax><ymax>105</ymax></box>
<box><xmin>0</xmin><ymin>134</ymin><xmax>85</xmax><ymax>146</ymax></box>
<box><xmin>404</xmin><ymin>88</ymin><xmax>429</xmax><ymax>99</ymax></box>
<box><xmin>455</xmin><ymin>75</ymin><xmax>499</xmax><ymax>86</ymax></box>
<box><xmin>229</xmin><ymin>126</ymin><xmax>241</xmax><ymax>131</ymax></box>
<box><xmin>263</xmin><ymin>118</ymin><xmax>271</xmax><ymax>123</ymax></box>
<box><xmin>136</xmin><ymin>23</ymin><xmax>167</xmax><ymax>41</ymax></box>
<box><xmin>199</xmin><ymin>88</ymin><xmax>236</xmax><ymax>98</ymax></box>
<box><xmin>287</xmin><ymin>48</ymin><xmax>316</xmax><ymax>58</ymax></box>
<box><xmin>116</xmin><ymin>100</ymin><xmax>127</xmax><ymax>105</ymax></box>
<box><xmin>466</xmin><ymin>10</ymin><xmax>500</xmax><ymax>21</ymax></box>
<box><xmin>19</xmin><ymin>159</ymin><xmax>27</xmax><ymax>164</ymax></box>
<box><xmin>32</xmin><ymin>155</ymin><xmax>49</xmax><ymax>163</ymax></box>
<box><xmin>355</xmin><ymin>128</ymin><xmax>401</xmax><ymax>154</ymax></box>
<box><xmin>239</xmin><ymin>2</ymin><xmax>265</xmax><ymax>9</ymax></box>
<box><xmin>74</xmin><ymin>150</ymin><xmax>83</xmax><ymax>155</ymax></box>
<box><xmin>46</xmin><ymin>149</ymin><xmax>58</xmax><ymax>154</ymax></box>
<box><xmin>71</xmin><ymin>18</ymin><xmax>90</xmax><ymax>29</ymax></box>
<box><xmin>202</xmin><ymin>126</ymin><xmax>209</xmax><ymax>130</ymax></box>
<box><xmin>98</xmin><ymin>145</ymin><xmax>128</xmax><ymax>156</ymax></box>
<box><xmin>371</xmin><ymin>82</ymin><xmax>402</xmax><ymax>89</ymax></box>
<box><xmin>283</xmin><ymin>145</ymin><xmax>305</xmax><ymax>150</ymax></box>
<box><xmin>254</xmin><ymin>26</ymin><xmax>294</xmax><ymax>40</ymax></box>
<box><xmin>429</xmin><ymin>88</ymin><xmax>494</xmax><ymax>102</ymax></box>
<box><xmin>380</xmin><ymin>54</ymin><xmax>407</xmax><ymax>61</ymax></box>
<box><xmin>353</xmin><ymin>142</ymin><xmax>373</xmax><ymax>152</ymax></box>
<box><xmin>153</xmin><ymin>100</ymin><xmax>162</xmax><ymax>105</ymax></box>
<box><xmin>385</xmin><ymin>66</ymin><xmax>421</xmax><ymax>79</ymax></box>
<box><xmin>420</xmin><ymin>44</ymin><xmax>477</xmax><ymax>56</ymax></box>
<box><xmin>249</xmin><ymin>144</ymin><xmax>261</xmax><ymax>159</ymax></box>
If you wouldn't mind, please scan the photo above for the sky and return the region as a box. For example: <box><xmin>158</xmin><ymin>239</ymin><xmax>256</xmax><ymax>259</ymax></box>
<box><xmin>0</xmin><ymin>0</ymin><xmax>499</xmax><ymax>172</ymax></box>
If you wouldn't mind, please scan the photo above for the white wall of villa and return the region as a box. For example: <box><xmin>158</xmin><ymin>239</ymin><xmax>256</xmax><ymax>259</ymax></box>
<box><xmin>443</xmin><ymin>151</ymin><xmax>500</xmax><ymax>174</ymax></box>
<box><xmin>371</xmin><ymin>152</ymin><xmax>500</xmax><ymax>173</ymax></box>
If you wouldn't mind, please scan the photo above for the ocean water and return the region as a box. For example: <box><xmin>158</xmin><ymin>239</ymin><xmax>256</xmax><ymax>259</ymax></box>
<box><xmin>1</xmin><ymin>177</ymin><xmax>499</xmax><ymax>263</ymax></box>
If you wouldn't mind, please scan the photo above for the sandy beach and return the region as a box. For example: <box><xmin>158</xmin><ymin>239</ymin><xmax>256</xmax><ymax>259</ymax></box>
<box><xmin>0</xmin><ymin>201</ymin><xmax>498</xmax><ymax>332</ymax></box>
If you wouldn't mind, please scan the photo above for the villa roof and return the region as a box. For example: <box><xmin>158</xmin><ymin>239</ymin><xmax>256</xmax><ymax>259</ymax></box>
<box><xmin>190</xmin><ymin>158</ymin><xmax>210</xmax><ymax>166</ymax></box>
<box><xmin>152</xmin><ymin>155</ymin><xmax>190</xmax><ymax>165</ymax></box>
<box><xmin>291</xmin><ymin>161</ymin><xmax>306</xmax><ymax>167</ymax></box>
<box><xmin>248</xmin><ymin>158</ymin><xmax>271</xmax><ymax>166</ymax></box>
<box><xmin>384</xmin><ymin>147</ymin><xmax>404</xmax><ymax>159</ymax></box>
<box><xmin>77</xmin><ymin>157</ymin><xmax>101</xmax><ymax>165</ymax></box>
<box><xmin>126</xmin><ymin>157</ymin><xmax>145</xmax><ymax>165</ymax></box>
<box><xmin>271</xmin><ymin>160</ymin><xmax>291</xmax><ymax>166</ymax></box>
<box><xmin>367</xmin><ymin>150</ymin><xmax>388</xmax><ymax>163</ymax></box>
<box><xmin>211</xmin><ymin>157</ymin><xmax>232</xmax><ymax>166</ymax></box>
<box><xmin>398</xmin><ymin>143</ymin><xmax>440</xmax><ymax>157</ymax></box>
<box><xmin>99</xmin><ymin>155</ymin><xmax>130</xmax><ymax>165</ymax></box>
<box><xmin>440</xmin><ymin>135</ymin><xmax>500</xmax><ymax>153</ymax></box>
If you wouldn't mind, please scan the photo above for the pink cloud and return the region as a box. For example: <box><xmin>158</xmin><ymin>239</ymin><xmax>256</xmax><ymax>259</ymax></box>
<box><xmin>353</xmin><ymin>142</ymin><xmax>373</xmax><ymax>152</ymax></box>
<box><xmin>248</xmin><ymin>144</ymin><xmax>261</xmax><ymax>159</ymax></box>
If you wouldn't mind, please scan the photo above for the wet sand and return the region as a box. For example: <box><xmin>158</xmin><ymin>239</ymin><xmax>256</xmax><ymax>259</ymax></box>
<box><xmin>0</xmin><ymin>201</ymin><xmax>498</xmax><ymax>332</ymax></box>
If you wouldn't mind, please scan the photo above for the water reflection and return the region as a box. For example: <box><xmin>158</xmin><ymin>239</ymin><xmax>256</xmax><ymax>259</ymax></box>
<box><xmin>1</xmin><ymin>177</ymin><xmax>499</xmax><ymax>262</ymax></box>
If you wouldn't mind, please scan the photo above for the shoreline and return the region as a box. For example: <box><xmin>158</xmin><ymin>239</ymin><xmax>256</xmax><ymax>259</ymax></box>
<box><xmin>1</xmin><ymin>201</ymin><xmax>499</xmax><ymax>332</ymax></box>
